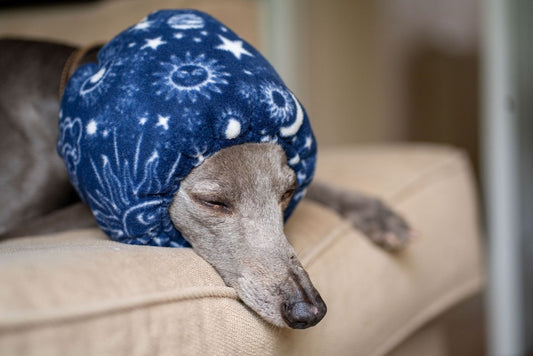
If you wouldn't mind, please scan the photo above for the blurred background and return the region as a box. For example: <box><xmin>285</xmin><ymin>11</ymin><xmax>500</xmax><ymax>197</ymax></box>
<box><xmin>0</xmin><ymin>0</ymin><xmax>531</xmax><ymax>355</ymax></box>
<box><xmin>0</xmin><ymin>0</ymin><xmax>481</xmax><ymax>171</ymax></box>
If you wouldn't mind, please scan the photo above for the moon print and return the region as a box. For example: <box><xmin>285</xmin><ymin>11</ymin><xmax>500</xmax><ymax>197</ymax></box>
<box><xmin>122</xmin><ymin>200</ymin><xmax>162</xmax><ymax>239</ymax></box>
<box><xmin>80</xmin><ymin>61</ymin><xmax>114</xmax><ymax>97</ymax></box>
<box><xmin>167</xmin><ymin>13</ymin><xmax>205</xmax><ymax>30</ymax></box>
<box><xmin>154</xmin><ymin>52</ymin><xmax>230</xmax><ymax>103</ymax></box>
<box><xmin>218</xmin><ymin>108</ymin><xmax>246</xmax><ymax>140</ymax></box>
<box><xmin>225</xmin><ymin>118</ymin><xmax>241</xmax><ymax>139</ymax></box>
<box><xmin>280</xmin><ymin>91</ymin><xmax>304</xmax><ymax>137</ymax></box>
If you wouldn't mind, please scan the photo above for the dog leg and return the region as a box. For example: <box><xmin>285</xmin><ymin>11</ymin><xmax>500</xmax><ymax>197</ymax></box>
<box><xmin>306</xmin><ymin>181</ymin><xmax>414</xmax><ymax>251</ymax></box>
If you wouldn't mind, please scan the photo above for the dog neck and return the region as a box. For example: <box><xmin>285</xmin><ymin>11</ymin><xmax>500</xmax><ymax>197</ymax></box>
<box><xmin>59</xmin><ymin>43</ymin><xmax>103</xmax><ymax>99</ymax></box>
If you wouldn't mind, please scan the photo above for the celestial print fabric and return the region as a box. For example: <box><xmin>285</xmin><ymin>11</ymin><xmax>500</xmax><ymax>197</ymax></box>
<box><xmin>58</xmin><ymin>9</ymin><xmax>317</xmax><ymax>247</ymax></box>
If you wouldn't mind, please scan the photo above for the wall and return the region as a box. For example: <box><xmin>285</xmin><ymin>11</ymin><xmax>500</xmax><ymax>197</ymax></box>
<box><xmin>290</xmin><ymin>0</ymin><xmax>480</xmax><ymax>175</ymax></box>
<box><xmin>0</xmin><ymin>0</ymin><xmax>260</xmax><ymax>48</ymax></box>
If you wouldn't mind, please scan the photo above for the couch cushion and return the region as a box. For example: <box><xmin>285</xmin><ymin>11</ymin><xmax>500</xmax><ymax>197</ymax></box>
<box><xmin>0</xmin><ymin>144</ymin><xmax>484</xmax><ymax>355</ymax></box>
<box><xmin>279</xmin><ymin>144</ymin><xmax>485</xmax><ymax>355</ymax></box>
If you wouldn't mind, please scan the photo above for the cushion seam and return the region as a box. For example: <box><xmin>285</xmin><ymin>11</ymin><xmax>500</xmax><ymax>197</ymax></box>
<box><xmin>300</xmin><ymin>158</ymin><xmax>471</xmax><ymax>268</ymax></box>
<box><xmin>369</xmin><ymin>276</ymin><xmax>485</xmax><ymax>356</ymax></box>
<box><xmin>0</xmin><ymin>220</ymin><xmax>352</xmax><ymax>331</ymax></box>
<box><xmin>299</xmin><ymin>222</ymin><xmax>353</xmax><ymax>268</ymax></box>
<box><xmin>0</xmin><ymin>286</ymin><xmax>238</xmax><ymax>332</ymax></box>
<box><xmin>386</xmin><ymin>155</ymin><xmax>468</xmax><ymax>204</ymax></box>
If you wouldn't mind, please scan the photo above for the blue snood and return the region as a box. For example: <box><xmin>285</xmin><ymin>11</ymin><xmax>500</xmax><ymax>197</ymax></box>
<box><xmin>58</xmin><ymin>9</ymin><xmax>316</xmax><ymax>247</ymax></box>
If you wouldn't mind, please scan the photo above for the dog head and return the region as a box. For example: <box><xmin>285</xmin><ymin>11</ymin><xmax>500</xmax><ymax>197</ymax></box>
<box><xmin>170</xmin><ymin>143</ymin><xmax>326</xmax><ymax>328</ymax></box>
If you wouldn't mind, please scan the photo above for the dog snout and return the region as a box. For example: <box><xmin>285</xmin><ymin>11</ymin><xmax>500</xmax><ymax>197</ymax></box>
<box><xmin>280</xmin><ymin>268</ymin><xmax>327</xmax><ymax>329</ymax></box>
<box><xmin>281</xmin><ymin>293</ymin><xmax>327</xmax><ymax>329</ymax></box>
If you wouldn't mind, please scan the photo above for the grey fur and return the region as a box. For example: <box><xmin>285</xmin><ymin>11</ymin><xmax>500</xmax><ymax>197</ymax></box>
<box><xmin>0</xmin><ymin>39</ymin><xmax>101</xmax><ymax>236</ymax></box>
<box><xmin>307</xmin><ymin>181</ymin><xmax>412</xmax><ymax>250</ymax></box>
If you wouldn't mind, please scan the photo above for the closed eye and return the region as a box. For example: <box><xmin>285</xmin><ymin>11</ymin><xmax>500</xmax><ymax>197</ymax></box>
<box><xmin>192</xmin><ymin>194</ymin><xmax>233</xmax><ymax>213</ymax></box>
<box><xmin>281</xmin><ymin>188</ymin><xmax>295</xmax><ymax>202</ymax></box>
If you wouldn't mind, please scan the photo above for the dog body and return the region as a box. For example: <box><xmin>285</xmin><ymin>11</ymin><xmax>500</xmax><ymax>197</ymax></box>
<box><xmin>0</xmin><ymin>38</ymin><xmax>411</xmax><ymax>329</ymax></box>
<box><xmin>0</xmin><ymin>40</ymin><xmax>99</xmax><ymax>236</ymax></box>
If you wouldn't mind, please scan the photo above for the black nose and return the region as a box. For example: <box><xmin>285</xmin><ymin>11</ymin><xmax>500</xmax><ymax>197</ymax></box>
<box><xmin>281</xmin><ymin>294</ymin><xmax>327</xmax><ymax>329</ymax></box>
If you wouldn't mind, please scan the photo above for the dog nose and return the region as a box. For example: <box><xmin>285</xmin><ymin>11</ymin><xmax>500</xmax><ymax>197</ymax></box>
<box><xmin>281</xmin><ymin>295</ymin><xmax>327</xmax><ymax>329</ymax></box>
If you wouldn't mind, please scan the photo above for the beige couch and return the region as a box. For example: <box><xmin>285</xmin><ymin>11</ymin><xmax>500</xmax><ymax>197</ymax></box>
<box><xmin>0</xmin><ymin>1</ymin><xmax>484</xmax><ymax>353</ymax></box>
<box><xmin>0</xmin><ymin>144</ymin><xmax>484</xmax><ymax>355</ymax></box>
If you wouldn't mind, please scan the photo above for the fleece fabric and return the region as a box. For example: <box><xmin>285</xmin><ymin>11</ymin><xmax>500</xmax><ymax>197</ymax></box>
<box><xmin>57</xmin><ymin>9</ymin><xmax>316</xmax><ymax>247</ymax></box>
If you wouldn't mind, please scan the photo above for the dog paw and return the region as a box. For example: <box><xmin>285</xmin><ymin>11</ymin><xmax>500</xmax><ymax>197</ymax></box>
<box><xmin>342</xmin><ymin>199</ymin><xmax>416</xmax><ymax>252</ymax></box>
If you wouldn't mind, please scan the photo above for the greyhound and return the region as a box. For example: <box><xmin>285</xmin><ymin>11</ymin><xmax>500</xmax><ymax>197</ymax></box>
<box><xmin>0</xmin><ymin>38</ymin><xmax>412</xmax><ymax>329</ymax></box>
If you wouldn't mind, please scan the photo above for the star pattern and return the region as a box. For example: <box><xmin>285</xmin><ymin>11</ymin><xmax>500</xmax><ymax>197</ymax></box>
<box><xmin>156</xmin><ymin>115</ymin><xmax>170</xmax><ymax>130</ymax></box>
<box><xmin>215</xmin><ymin>35</ymin><xmax>253</xmax><ymax>60</ymax></box>
<box><xmin>141</xmin><ymin>37</ymin><xmax>167</xmax><ymax>50</ymax></box>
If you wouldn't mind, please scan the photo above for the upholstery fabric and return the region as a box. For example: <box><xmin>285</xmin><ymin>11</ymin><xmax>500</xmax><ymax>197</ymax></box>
<box><xmin>0</xmin><ymin>144</ymin><xmax>484</xmax><ymax>356</ymax></box>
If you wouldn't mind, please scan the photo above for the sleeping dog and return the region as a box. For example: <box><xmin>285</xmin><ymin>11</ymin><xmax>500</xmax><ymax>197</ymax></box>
<box><xmin>0</xmin><ymin>10</ymin><xmax>412</xmax><ymax>329</ymax></box>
